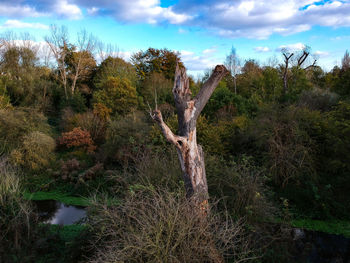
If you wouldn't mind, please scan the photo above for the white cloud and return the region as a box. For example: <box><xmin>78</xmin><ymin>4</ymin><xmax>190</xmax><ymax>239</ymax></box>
<box><xmin>254</xmin><ymin>46</ymin><xmax>270</xmax><ymax>52</ymax></box>
<box><xmin>53</xmin><ymin>0</ymin><xmax>82</xmax><ymax>20</ymax></box>
<box><xmin>314</xmin><ymin>50</ymin><xmax>329</xmax><ymax>57</ymax></box>
<box><xmin>174</xmin><ymin>0</ymin><xmax>350</xmax><ymax>39</ymax></box>
<box><xmin>277</xmin><ymin>43</ymin><xmax>306</xmax><ymax>52</ymax></box>
<box><xmin>0</xmin><ymin>3</ymin><xmax>44</xmax><ymax>18</ymax></box>
<box><xmin>87</xmin><ymin>7</ymin><xmax>99</xmax><ymax>16</ymax></box>
<box><xmin>179</xmin><ymin>48</ymin><xmax>221</xmax><ymax>72</ymax></box>
<box><xmin>1</xmin><ymin>20</ymin><xmax>48</xmax><ymax>30</ymax></box>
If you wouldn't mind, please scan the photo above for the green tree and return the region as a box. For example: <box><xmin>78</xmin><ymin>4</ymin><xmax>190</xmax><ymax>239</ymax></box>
<box><xmin>131</xmin><ymin>48</ymin><xmax>184</xmax><ymax>81</ymax></box>
<box><xmin>93</xmin><ymin>77</ymin><xmax>138</xmax><ymax>116</ymax></box>
<box><xmin>94</xmin><ymin>56</ymin><xmax>137</xmax><ymax>89</ymax></box>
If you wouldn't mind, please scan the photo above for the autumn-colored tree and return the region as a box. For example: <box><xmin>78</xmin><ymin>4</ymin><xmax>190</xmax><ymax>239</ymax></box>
<box><xmin>58</xmin><ymin>127</ymin><xmax>96</xmax><ymax>153</ymax></box>
<box><xmin>93</xmin><ymin>77</ymin><xmax>138</xmax><ymax>116</ymax></box>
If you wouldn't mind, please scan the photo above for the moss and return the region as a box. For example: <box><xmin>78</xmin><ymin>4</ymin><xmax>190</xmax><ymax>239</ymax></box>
<box><xmin>291</xmin><ymin>219</ymin><xmax>350</xmax><ymax>237</ymax></box>
<box><xmin>23</xmin><ymin>191</ymin><xmax>90</xmax><ymax>206</ymax></box>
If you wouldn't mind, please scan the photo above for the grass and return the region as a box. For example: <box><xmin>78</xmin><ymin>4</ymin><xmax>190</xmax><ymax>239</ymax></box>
<box><xmin>291</xmin><ymin>219</ymin><xmax>350</xmax><ymax>238</ymax></box>
<box><xmin>23</xmin><ymin>190</ymin><xmax>90</xmax><ymax>206</ymax></box>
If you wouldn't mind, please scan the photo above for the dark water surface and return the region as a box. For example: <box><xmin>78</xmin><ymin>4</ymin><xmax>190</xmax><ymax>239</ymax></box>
<box><xmin>33</xmin><ymin>200</ymin><xmax>86</xmax><ymax>225</ymax></box>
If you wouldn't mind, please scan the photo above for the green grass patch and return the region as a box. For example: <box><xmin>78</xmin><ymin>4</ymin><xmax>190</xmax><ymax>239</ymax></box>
<box><xmin>45</xmin><ymin>224</ymin><xmax>87</xmax><ymax>242</ymax></box>
<box><xmin>291</xmin><ymin>219</ymin><xmax>350</xmax><ymax>237</ymax></box>
<box><xmin>23</xmin><ymin>191</ymin><xmax>90</xmax><ymax>206</ymax></box>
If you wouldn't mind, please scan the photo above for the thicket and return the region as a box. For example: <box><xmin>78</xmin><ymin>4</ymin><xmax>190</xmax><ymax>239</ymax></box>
<box><xmin>1</xmin><ymin>29</ymin><xmax>350</xmax><ymax>262</ymax></box>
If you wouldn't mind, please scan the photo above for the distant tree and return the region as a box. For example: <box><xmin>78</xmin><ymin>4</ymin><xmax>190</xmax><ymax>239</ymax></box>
<box><xmin>341</xmin><ymin>50</ymin><xmax>350</xmax><ymax>70</ymax></box>
<box><xmin>93</xmin><ymin>77</ymin><xmax>138</xmax><ymax>116</ymax></box>
<box><xmin>225</xmin><ymin>46</ymin><xmax>241</xmax><ymax>94</ymax></box>
<box><xmin>45</xmin><ymin>25</ymin><xmax>69</xmax><ymax>99</ymax></box>
<box><xmin>94</xmin><ymin>56</ymin><xmax>137</xmax><ymax>89</ymax></box>
<box><xmin>65</xmin><ymin>29</ymin><xmax>97</xmax><ymax>95</ymax></box>
<box><xmin>281</xmin><ymin>46</ymin><xmax>317</xmax><ymax>96</ymax></box>
<box><xmin>131</xmin><ymin>48</ymin><xmax>184</xmax><ymax>81</ymax></box>
<box><xmin>46</xmin><ymin>26</ymin><xmax>97</xmax><ymax>98</ymax></box>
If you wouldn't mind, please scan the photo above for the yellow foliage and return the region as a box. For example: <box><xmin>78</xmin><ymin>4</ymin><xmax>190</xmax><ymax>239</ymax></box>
<box><xmin>10</xmin><ymin>131</ymin><xmax>55</xmax><ymax>171</ymax></box>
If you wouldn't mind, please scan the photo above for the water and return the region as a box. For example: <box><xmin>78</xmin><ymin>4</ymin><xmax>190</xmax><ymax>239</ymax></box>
<box><xmin>33</xmin><ymin>200</ymin><xmax>86</xmax><ymax>225</ymax></box>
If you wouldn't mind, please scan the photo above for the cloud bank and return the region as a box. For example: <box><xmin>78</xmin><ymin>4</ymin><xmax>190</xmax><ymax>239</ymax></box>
<box><xmin>0</xmin><ymin>1</ymin><xmax>349</xmax><ymax>38</ymax></box>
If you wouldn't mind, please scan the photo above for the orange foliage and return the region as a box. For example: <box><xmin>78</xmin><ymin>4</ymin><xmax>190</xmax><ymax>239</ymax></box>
<box><xmin>58</xmin><ymin>127</ymin><xmax>96</xmax><ymax>153</ymax></box>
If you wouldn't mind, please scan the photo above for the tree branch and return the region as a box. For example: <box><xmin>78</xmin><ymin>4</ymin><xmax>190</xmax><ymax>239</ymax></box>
<box><xmin>151</xmin><ymin>109</ymin><xmax>186</xmax><ymax>149</ymax></box>
<box><xmin>194</xmin><ymin>65</ymin><xmax>228</xmax><ymax>119</ymax></box>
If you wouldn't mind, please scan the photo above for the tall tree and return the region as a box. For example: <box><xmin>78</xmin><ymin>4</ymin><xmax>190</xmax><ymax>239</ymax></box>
<box><xmin>225</xmin><ymin>46</ymin><xmax>240</xmax><ymax>94</ymax></box>
<box><xmin>45</xmin><ymin>25</ymin><xmax>69</xmax><ymax>99</ymax></box>
<box><xmin>131</xmin><ymin>48</ymin><xmax>184</xmax><ymax>81</ymax></box>
<box><xmin>150</xmin><ymin>64</ymin><xmax>228</xmax><ymax>212</ymax></box>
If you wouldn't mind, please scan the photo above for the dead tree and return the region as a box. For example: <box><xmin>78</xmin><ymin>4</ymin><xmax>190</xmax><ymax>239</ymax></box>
<box><xmin>282</xmin><ymin>52</ymin><xmax>293</xmax><ymax>96</ymax></box>
<box><xmin>282</xmin><ymin>48</ymin><xmax>317</xmax><ymax>96</ymax></box>
<box><xmin>150</xmin><ymin>64</ymin><xmax>228</xmax><ymax>211</ymax></box>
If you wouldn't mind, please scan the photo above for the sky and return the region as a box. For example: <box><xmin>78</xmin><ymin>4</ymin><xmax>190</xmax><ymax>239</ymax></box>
<box><xmin>0</xmin><ymin>0</ymin><xmax>349</xmax><ymax>77</ymax></box>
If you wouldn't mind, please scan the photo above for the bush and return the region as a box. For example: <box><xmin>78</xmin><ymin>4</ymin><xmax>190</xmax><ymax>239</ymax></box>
<box><xmin>101</xmin><ymin>111</ymin><xmax>150</xmax><ymax>166</ymax></box>
<box><xmin>58</xmin><ymin>127</ymin><xmax>96</xmax><ymax>153</ymax></box>
<box><xmin>0</xmin><ymin>159</ymin><xmax>37</xmax><ymax>261</ymax></box>
<box><xmin>206</xmin><ymin>155</ymin><xmax>275</xmax><ymax>221</ymax></box>
<box><xmin>0</xmin><ymin>108</ymin><xmax>52</xmax><ymax>154</ymax></box>
<box><xmin>87</xmin><ymin>189</ymin><xmax>255</xmax><ymax>263</ymax></box>
<box><xmin>298</xmin><ymin>88</ymin><xmax>339</xmax><ymax>111</ymax></box>
<box><xmin>60</xmin><ymin>108</ymin><xmax>107</xmax><ymax>144</ymax></box>
<box><xmin>10</xmin><ymin>131</ymin><xmax>55</xmax><ymax>171</ymax></box>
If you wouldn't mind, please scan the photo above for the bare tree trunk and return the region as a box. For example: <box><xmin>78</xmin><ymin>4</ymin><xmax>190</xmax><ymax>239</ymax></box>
<box><xmin>282</xmin><ymin>53</ymin><xmax>293</xmax><ymax>96</ymax></box>
<box><xmin>151</xmin><ymin>64</ymin><xmax>228</xmax><ymax>211</ymax></box>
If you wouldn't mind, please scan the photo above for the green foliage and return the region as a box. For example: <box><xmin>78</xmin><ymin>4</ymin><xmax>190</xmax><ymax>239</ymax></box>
<box><xmin>101</xmin><ymin>111</ymin><xmax>150</xmax><ymax>166</ymax></box>
<box><xmin>0</xmin><ymin>108</ymin><xmax>52</xmax><ymax>154</ymax></box>
<box><xmin>93</xmin><ymin>76</ymin><xmax>138</xmax><ymax>116</ymax></box>
<box><xmin>93</xmin><ymin>56</ymin><xmax>137</xmax><ymax>89</ymax></box>
<box><xmin>206</xmin><ymin>155</ymin><xmax>274</xmax><ymax>221</ymax></box>
<box><xmin>138</xmin><ymin>72</ymin><xmax>173</xmax><ymax>107</ymax></box>
<box><xmin>10</xmin><ymin>131</ymin><xmax>55</xmax><ymax>171</ymax></box>
<box><xmin>131</xmin><ymin>48</ymin><xmax>184</xmax><ymax>81</ymax></box>
<box><xmin>291</xmin><ymin>219</ymin><xmax>350</xmax><ymax>237</ymax></box>
<box><xmin>24</xmin><ymin>190</ymin><xmax>90</xmax><ymax>206</ymax></box>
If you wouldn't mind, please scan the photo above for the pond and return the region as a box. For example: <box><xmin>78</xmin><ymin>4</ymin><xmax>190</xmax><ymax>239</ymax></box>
<box><xmin>33</xmin><ymin>200</ymin><xmax>87</xmax><ymax>225</ymax></box>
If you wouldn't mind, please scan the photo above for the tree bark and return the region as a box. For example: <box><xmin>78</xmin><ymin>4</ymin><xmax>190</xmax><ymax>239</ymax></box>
<box><xmin>151</xmin><ymin>64</ymin><xmax>228</xmax><ymax>210</ymax></box>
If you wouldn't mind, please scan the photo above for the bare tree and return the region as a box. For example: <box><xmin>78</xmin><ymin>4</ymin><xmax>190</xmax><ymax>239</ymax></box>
<box><xmin>69</xmin><ymin>29</ymin><xmax>97</xmax><ymax>95</ymax></box>
<box><xmin>281</xmin><ymin>46</ymin><xmax>317</xmax><ymax>96</ymax></box>
<box><xmin>225</xmin><ymin>46</ymin><xmax>240</xmax><ymax>94</ymax></box>
<box><xmin>150</xmin><ymin>64</ymin><xmax>228</xmax><ymax>212</ymax></box>
<box><xmin>45</xmin><ymin>25</ymin><xmax>69</xmax><ymax>99</ymax></box>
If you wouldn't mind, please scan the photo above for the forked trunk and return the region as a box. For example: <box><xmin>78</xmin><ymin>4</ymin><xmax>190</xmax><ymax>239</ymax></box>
<box><xmin>151</xmin><ymin>64</ymin><xmax>228</xmax><ymax>210</ymax></box>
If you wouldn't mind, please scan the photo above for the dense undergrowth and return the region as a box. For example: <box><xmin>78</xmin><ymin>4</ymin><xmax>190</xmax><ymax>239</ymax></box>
<box><xmin>1</xmin><ymin>31</ymin><xmax>350</xmax><ymax>262</ymax></box>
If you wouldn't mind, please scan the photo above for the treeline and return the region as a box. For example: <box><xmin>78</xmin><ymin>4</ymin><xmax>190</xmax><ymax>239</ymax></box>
<box><xmin>1</xmin><ymin>26</ymin><xmax>350</xmax><ymax>262</ymax></box>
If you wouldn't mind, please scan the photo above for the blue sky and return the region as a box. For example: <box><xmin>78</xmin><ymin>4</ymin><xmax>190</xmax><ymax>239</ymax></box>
<box><xmin>0</xmin><ymin>0</ymin><xmax>349</xmax><ymax>77</ymax></box>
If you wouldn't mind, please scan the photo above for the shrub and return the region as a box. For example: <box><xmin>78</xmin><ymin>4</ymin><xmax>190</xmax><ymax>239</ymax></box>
<box><xmin>57</xmin><ymin>158</ymin><xmax>104</xmax><ymax>184</ymax></box>
<box><xmin>0</xmin><ymin>108</ymin><xmax>52</xmax><ymax>153</ymax></box>
<box><xmin>101</xmin><ymin>111</ymin><xmax>150</xmax><ymax>166</ymax></box>
<box><xmin>10</xmin><ymin>131</ymin><xmax>55</xmax><ymax>171</ymax></box>
<box><xmin>0</xmin><ymin>159</ymin><xmax>37</xmax><ymax>260</ymax></box>
<box><xmin>60</xmin><ymin>109</ymin><xmax>107</xmax><ymax>144</ymax></box>
<box><xmin>87</xmin><ymin>189</ymin><xmax>255</xmax><ymax>263</ymax></box>
<box><xmin>58</xmin><ymin>127</ymin><xmax>96</xmax><ymax>153</ymax></box>
<box><xmin>206</xmin><ymin>155</ymin><xmax>275</xmax><ymax>221</ymax></box>
<box><xmin>298</xmin><ymin>88</ymin><xmax>339</xmax><ymax>111</ymax></box>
